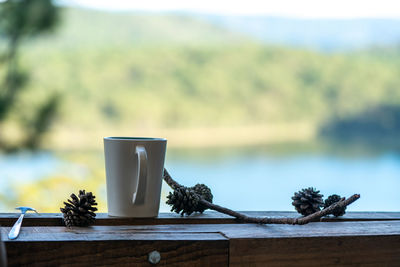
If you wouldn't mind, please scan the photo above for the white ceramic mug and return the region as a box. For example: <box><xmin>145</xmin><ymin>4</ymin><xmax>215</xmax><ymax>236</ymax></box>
<box><xmin>104</xmin><ymin>137</ymin><xmax>167</xmax><ymax>217</ymax></box>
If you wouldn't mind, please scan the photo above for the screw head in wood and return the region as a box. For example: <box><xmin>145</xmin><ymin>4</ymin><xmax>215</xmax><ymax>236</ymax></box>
<box><xmin>148</xmin><ymin>250</ymin><xmax>161</xmax><ymax>264</ymax></box>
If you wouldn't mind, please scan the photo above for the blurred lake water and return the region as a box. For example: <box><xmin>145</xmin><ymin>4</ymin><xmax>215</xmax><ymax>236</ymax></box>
<box><xmin>0</xmin><ymin>142</ymin><xmax>399</xmax><ymax>212</ymax></box>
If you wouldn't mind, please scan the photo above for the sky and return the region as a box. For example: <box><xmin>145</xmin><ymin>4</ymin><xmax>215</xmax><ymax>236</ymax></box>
<box><xmin>63</xmin><ymin>0</ymin><xmax>400</xmax><ymax>18</ymax></box>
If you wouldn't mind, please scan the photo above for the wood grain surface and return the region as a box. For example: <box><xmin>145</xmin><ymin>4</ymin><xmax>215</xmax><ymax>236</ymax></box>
<box><xmin>1</xmin><ymin>212</ymin><xmax>400</xmax><ymax>266</ymax></box>
<box><xmin>1</xmin><ymin>226</ymin><xmax>228</xmax><ymax>266</ymax></box>
<box><xmin>230</xmin><ymin>235</ymin><xmax>400</xmax><ymax>266</ymax></box>
<box><xmin>0</xmin><ymin>211</ymin><xmax>399</xmax><ymax>227</ymax></box>
<box><xmin>2</xmin><ymin>221</ymin><xmax>400</xmax><ymax>241</ymax></box>
<box><xmin>5</xmin><ymin>240</ymin><xmax>228</xmax><ymax>267</ymax></box>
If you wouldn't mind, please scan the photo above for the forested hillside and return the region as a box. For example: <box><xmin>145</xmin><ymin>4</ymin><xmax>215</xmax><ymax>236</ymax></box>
<box><xmin>4</xmin><ymin>8</ymin><xmax>400</xmax><ymax>149</ymax></box>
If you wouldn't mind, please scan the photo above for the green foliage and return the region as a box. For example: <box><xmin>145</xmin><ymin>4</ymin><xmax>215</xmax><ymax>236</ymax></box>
<box><xmin>0</xmin><ymin>70</ymin><xmax>27</xmax><ymax>120</ymax></box>
<box><xmin>0</xmin><ymin>0</ymin><xmax>58</xmax><ymax>38</ymax></box>
<box><xmin>0</xmin><ymin>0</ymin><xmax>60</xmax><ymax>151</ymax></box>
<box><xmin>24</xmin><ymin>93</ymin><xmax>61</xmax><ymax>149</ymax></box>
<box><xmin>23</xmin><ymin>44</ymin><xmax>400</xmax><ymax>130</ymax></box>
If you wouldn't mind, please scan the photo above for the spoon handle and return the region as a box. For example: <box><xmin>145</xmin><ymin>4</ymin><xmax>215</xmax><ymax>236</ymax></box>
<box><xmin>8</xmin><ymin>214</ymin><xmax>25</xmax><ymax>240</ymax></box>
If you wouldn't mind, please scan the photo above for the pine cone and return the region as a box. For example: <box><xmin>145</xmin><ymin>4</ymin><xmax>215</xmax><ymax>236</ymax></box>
<box><xmin>166</xmin><ymin>186</ymin><xmax>200</xmax><ymax>216</ymax></box>
<box><xmin>292</xmin><ymin>187</ymin><xmax>324</xmax><ymax>216</ymax></box>
<box><xmin>190</xmin><ymin>183</ymin><xmax>213</xmax><ymax>213</ymax></box>
<box><xmin>324</xmin><ymin>194</ymin><xmax>346</xmax><ymax>217</ymax></box>
<box><xmin>60</xmin><ymin>190</ymin><xmax>98</xmax><ymax>227</ymax></box>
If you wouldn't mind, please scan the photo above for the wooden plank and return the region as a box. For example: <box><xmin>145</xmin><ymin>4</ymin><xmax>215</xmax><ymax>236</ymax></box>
<box><xmin>2</xmin><ymin>221</ymin><xmax>399</xmax><ymax>241</ymax></box>
<box><xmin>217</xmin><ymin>221</ymin><xmax>400</xmax><ymax>239</ymax></box>
<box><xmin>229</xmin><ymin>236</ymin><xmax>400</xmax><ymax>266</ymax></box>
<box><xmin>218</xmin><ymin>221</ymin><xmax>400</xmax><ymax>266</ymax></box>
<box><xmin>1</xmin><ymin>227</ymin><xmax>228</xmax><ymax>267</ymax></box>
<box><xmin>0</xmin><ymin>226</ymin><xmax>227</xmax><ymax>242</ymax></box>
<box><xmin>2</xmin><ymin>222</ymin><xmax>399</xmax><ymax>266</ymax></box>
<box><xmin>6</xmin><ymin>240</ymin><xmax>228</xmax><ymax>267</ymax></box>
<box><xmin>0</xmin><ymin>211</ymin><xmax>399</xmax><ymax>226</ymax></box>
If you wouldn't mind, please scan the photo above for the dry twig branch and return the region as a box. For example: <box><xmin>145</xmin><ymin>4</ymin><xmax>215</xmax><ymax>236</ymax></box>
<box><xmin>163</xmin><ymin>169</ymin><xmax>360</xmax><ymax>225</ymax></box>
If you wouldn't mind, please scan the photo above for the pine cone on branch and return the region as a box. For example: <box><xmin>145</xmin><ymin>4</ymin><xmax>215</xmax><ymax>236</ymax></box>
<box><xmin>166</xmin><ymin>182</ymin><xmax>214</xmax><ymax>216</ymax></box>
<box><xmin>292</xmin><ymin>187</ymin><xmax>324</xmax><ymax>216</ymax></box>
<box><xmin>324</xmin><ymin>194</ymin><xmax>346</xmax><ymax>217</ymax></box>
<box><xmin>191</xmin><ymin>183</ymin><xmax>213</xmax><ymax>213</ymax></box>
<box><xmin>166</xmin><ymin>186</ymin><xmax>200</xmax><ymax>216</ymax></box>
<box><xmin>163</xmin><ymin>168</ymin><xmax>361</xmax><ymax>225</ymax></box>
<box><xmin>60</xmin><ymin>190</ymin><xmax>98</xmax><ymax>227</ymax></box>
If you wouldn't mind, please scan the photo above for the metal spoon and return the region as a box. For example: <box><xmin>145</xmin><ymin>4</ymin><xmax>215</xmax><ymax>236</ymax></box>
<box><xmin>8</xmin><ymin>207</ymin><xmax>38</xmax><ymax>240</ymax></box>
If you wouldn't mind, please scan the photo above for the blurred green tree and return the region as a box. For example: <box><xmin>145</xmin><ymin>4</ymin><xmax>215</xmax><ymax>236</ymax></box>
<box><xmin>0</xmin><ymin>0</ymin><xmax>60</xmax><ymax>151</ymax></box>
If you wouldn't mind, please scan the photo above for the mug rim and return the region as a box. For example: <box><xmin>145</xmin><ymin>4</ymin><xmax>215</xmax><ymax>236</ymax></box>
<box><xmin>104</xmin><ymin>137</ymin><xmax>167</xmax><ymax>141</ymax></box>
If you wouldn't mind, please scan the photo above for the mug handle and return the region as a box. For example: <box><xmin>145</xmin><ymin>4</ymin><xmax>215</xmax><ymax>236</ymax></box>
<box><xmin>132</xmin><ymin>146</ymin><xmax>148</xmax><ymax>205</ymax></box>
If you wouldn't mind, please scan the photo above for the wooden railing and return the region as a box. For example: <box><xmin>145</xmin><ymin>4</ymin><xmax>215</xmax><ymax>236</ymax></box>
<box><xmin>1</xmin><ymin>212</ymin><xmax>400</xmax><ymax>266</ymax></box>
